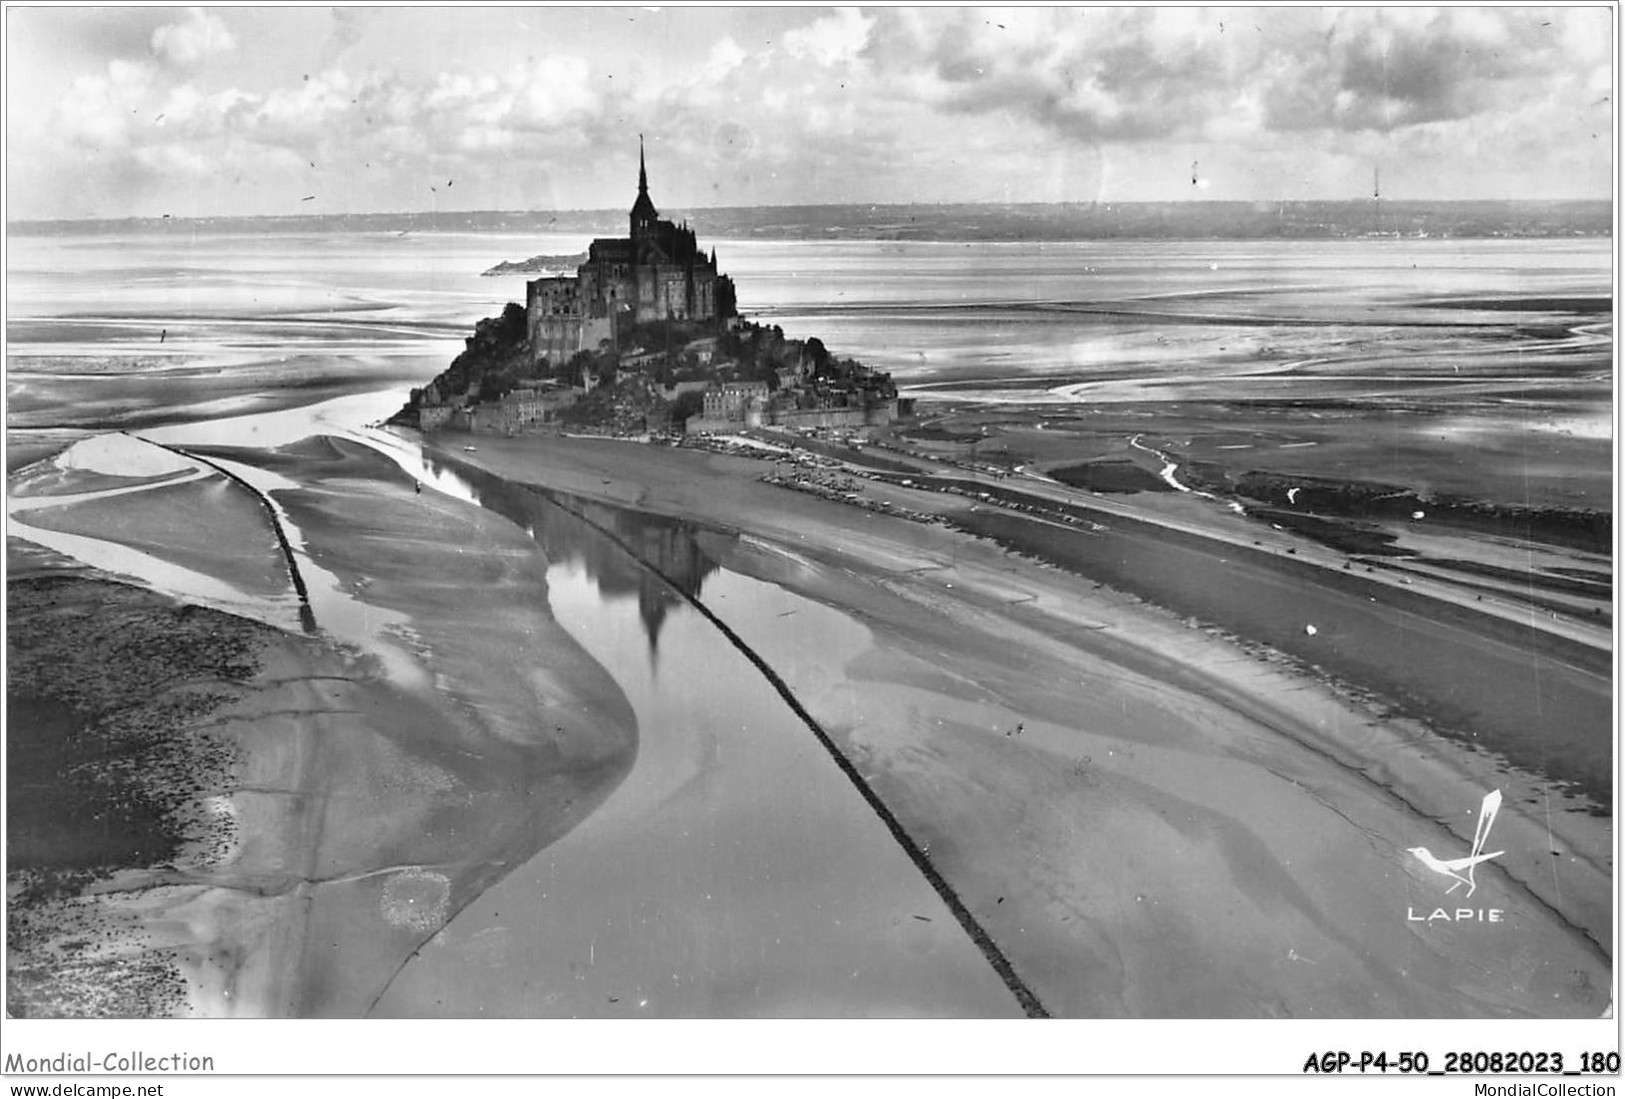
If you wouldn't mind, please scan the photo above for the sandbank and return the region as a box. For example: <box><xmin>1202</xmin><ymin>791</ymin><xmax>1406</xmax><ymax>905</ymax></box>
<box><xmin>6</xmin><ymin>435</ymin><xmax>639</xmax><ymax>1016</ymax></box>
<box><xmin>427</xmin><ymin>430</ymin><xmax>1611</xmax><ymax>1016</ymax></box>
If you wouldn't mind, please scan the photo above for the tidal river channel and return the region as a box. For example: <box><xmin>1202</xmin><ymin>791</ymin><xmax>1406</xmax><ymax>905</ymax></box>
<box><xmin>26</xmin><ymin>390</ymin><xmax>1021</xmax><ymax>1016</ymax></box>
<box><xmin>367</xmin><ymin>458</ymin><xmax>1020</xmax><ymax>1017</ymax></box>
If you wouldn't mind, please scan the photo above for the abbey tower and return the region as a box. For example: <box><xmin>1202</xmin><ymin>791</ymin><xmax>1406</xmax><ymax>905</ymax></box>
<box><xmin>527</xmin><ymin>142</ymin><xmax>736</xmax><ymax>366</ymax></box>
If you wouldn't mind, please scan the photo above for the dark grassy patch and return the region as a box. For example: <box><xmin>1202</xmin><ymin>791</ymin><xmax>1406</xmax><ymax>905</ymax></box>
<box><xmin>1425</xmin><ymin>297</ymin><xmax>1612</xmax><ymax>314</ymax></box>
<box><xmin>7</xmin><ymin>576</ymin><xmax>270</xmax><ymax>883</ymax></box>
<box><xmin>1049</xmin><ymin>459</ymin><xmax>1173</xmax><ymax>494</ymax></box>
<box><xmin>7</xmin><ymin>575</ymin><xmax>277</xmax><ymax>1016</ymax></box>
<box><xmin>1181</xmin><ymin>467</ymin><xmax>1612</xmax><ymax>555</ymax></box>
<box><xmin>898</xmin><ymin>425</ymin><xmax>974</xmax><ymax>442</ymax></box>
<box><xmin>1246</xmin><ymin>507</ymin><xmax>1407</xmax><ymax>557</ymax></box>
<box><xmin>5</xmin><ymin>696</ymin><xmax>175</xmax><ymax>873</ymax></box>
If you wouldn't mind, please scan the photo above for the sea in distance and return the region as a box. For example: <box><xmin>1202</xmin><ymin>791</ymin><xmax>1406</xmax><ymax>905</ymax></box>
<box><xmin>3</xmin><ymin>219</ymin><xmax>1614</xmax><ymax>1021</ymax></box>
<box><xmin>7</xmin><ymin>227</ymin><xmax>1611</xmax><ymax>458</ymax></box>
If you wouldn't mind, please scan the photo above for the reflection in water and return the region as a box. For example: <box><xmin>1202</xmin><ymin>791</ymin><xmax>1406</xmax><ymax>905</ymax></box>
<box><xmin>375</xmin><ymin>517</ymin><xmax>1021</xmax><ymax>1018</ymax></box>
<box><xmin>421</xmin><ymin>452</ymin><xmax>719</xmax><ymax>657</ymax></box>
<box><xmin>160</xmin><ymin>391</ymin><xmax>719</xmax><ymax>662</ymax></box>
<box><xmin>569</xmin><ymin>495</ymin><xmax>718</xmax><ymax>657</ymax></box>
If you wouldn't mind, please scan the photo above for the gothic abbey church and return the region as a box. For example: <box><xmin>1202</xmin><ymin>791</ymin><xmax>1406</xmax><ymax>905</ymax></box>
<box><xmin>527</xmin><ymin>144</ymin><xmax>737</xmax><ymax>366</ymax></box>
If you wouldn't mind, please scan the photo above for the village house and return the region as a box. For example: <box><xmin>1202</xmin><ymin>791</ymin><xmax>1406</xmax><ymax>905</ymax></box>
<box><xmin>466</xmin><ymin>381</ymin><xmax>579</xmax><ymax>435</ymax></box>
<box><xmin>701</xmin><ymin>380</ymin><xmax>770</xmax><ymax>424</ymax></box>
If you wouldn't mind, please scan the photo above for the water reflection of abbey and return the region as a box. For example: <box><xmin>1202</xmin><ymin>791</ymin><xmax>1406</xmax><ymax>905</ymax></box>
<box><xmin>436</xmin><ymin>453</ymin><xmax>716</xmax><ymax>653</ymax></box>
<box><xmin>563</xmin><ymin>496</ymin><xmax>717</xmax><ymax>654</ymax></box>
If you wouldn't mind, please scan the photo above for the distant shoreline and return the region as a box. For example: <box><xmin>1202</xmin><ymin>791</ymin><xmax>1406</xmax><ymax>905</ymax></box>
<box><xmin>9</xmin><ymin>198</ymin><xmax>1612</xmax><ymax>241</ymax></box>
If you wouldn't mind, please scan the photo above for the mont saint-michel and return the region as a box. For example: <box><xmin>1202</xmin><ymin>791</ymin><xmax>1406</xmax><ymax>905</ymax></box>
<box><xmin>4</xmin><ymin>6</ymin><xmax>1614</xmax><ymax>1077</ymax></box>
<box><xmin>392</xmin><ymin>149</ymin><xmax>899</xmax><ymax>439</ymax></box>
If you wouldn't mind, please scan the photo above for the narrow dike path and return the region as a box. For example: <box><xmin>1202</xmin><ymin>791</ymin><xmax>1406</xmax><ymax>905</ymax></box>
<box><xmin>531</xmin><ymin>486</ymin><xmax>1052</xmax><ymax>1019</ymax></box>
<box><xmin>132</xmin><ymin>432</ymin><xmax>318</xmax><ymax>634</ymax></box>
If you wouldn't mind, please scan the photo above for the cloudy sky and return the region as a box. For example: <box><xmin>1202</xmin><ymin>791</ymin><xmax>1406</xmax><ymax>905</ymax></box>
<box><xmin>6</xmin><ymin>5</ymin><xmax>1614</xmax><ymax>220</ymax></box>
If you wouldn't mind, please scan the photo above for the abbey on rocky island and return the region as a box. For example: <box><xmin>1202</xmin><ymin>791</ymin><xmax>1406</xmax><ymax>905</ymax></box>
<box><xmin>395</xmin><ymin>141</ymin><xmax>900</xmax><ymax>437</ymax></box>
<box><xmin>527</xmin><ymin>141</ymin><xmax>737</xmax><ymax>366</ymax></box>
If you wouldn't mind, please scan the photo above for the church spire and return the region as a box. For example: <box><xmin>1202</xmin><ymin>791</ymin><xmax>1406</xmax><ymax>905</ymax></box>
<box><xmin>630</xmin><ymin>136</ymin><xmax>659</xmax><ymax>240</ymax></box>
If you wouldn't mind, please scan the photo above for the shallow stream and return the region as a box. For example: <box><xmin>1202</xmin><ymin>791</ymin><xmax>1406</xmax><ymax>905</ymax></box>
<box><xmin>367</xmin><ymin>456</ymin><xmax>1020</xmax><ymax>1016</ymax></box>
<box><xmin>8</xmin><ymin>394</ymin><xmax>1022</xmax><ymax>1016</ymax></box>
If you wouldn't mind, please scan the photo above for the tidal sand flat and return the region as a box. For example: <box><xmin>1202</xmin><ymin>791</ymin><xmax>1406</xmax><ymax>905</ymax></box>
<box><xmin>7</xmin><ymin>541</ymin><xmax>282</xmax><ymax>1016</ymax></box>
<box><xmin>6</xmin><ymin>230</ymin><xmax>1611</xmax><ymax>1019</ymax></box>
<box><xmin>425</xmin><ymin>433</ymin><xmax>1610</xmax><ymax>1016</ymax></box>
<box><xmin>353</xmin><ymin>460</ymin><xmax>1022</xmax><ymax>1015</ymax></box>
<box><xmin>215</xmin><ymin>437</ymin><xmax>639</xmax><ymax>1016</ymax></box>
<box><xmin>4</xmin><ymin>226</ymin><xmax>498</xmax><ymax>472</ymax></box>
<box><xmin>6</xmin><ymin>433</ymin><xmax>639</xmax><ymax>1015</ymax></box>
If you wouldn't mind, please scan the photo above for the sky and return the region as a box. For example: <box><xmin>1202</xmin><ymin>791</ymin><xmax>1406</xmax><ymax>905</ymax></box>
<box><xmin>4</xmin><ymin>5</ymin><xmax>1615</xmax><ymax>220</ymax></box>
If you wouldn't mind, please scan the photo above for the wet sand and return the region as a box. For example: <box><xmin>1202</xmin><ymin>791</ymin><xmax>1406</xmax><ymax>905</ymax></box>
<box><xmin>7</xmin><ymin>424</ymin><xmax>1611</xmax><ymax>1017</ymax></box>
<box><xmin>372</xmin><ymin>560</ymin><xmax>1023</xmax><ymax>1018</ymax></box>
<box><xmin>427</xmin><ymin>431</ymin><xmax>1611</xmax><ymax>1016</ymax></box>
<box><xmin>6</xmin><ymin>542</ymin><xmax>273</xmax><ymax>1017</ymax></box>
<box><xmin>9</xmin><ymin>229</ymin><xmax>1609</xmax><ymax>1019</ymax></box>
<box><xmin>7</xmin><ymin>437</ymin><xmax>639</xmax><ymax>1016</ymax></box>
<box><xmin>189</xmin><ymin>437</ymin><xmax>644</xmax><ymax>1016</ymax></box>
<box><xmin>16</xmin><ymin>475</ymin><xmax>293</xmax><ymax>600</ymax></box>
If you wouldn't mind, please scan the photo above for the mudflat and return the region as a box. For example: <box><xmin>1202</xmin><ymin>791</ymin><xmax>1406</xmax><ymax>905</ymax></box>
<box><xmin>425</xmin><ymin>431</ymin><xmax>1611</xmax><ymax>1016</ymax></box>
<box><xmin>6</xmin><ymin>438</ymin><xmax>638</xmax><ymax>1017</ymax></box>
<box><xmin>7</xmin><ymin>226</ymin><xmax>1610</xmax><ymax>1023</ymax></box>
<box><xmin>6</xmin><ymin>424</ymin><xmax>1610</xmax><ymax>1016</ymax></box>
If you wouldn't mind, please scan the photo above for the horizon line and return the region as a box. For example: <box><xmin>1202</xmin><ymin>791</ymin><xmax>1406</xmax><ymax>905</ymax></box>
<box><xmin>8</xmin><ymin>195</ymin><xmax>1613</xmax><ymax>228</ymax></box>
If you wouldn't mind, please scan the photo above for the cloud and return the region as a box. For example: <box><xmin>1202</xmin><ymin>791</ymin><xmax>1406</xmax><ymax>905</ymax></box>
<box><xmin>858</xmin><ymin>9</ymin><xmax>1248</xmax><ymax>142</ymax></box>
<box><xmin>785</xmin><ymin>7</ymin><xmax>874</xmax><ymax>66</ymax></box>
<box><xmin>31</xmin><ymin>49</ymin><xmax>630</xmax><ymax>215</ymax></box>
<box><xmin>1257</xmin><ymin>8</ymin><xmax>1578</xmax><ymax>133</ymax></box>
<box><xmin>856</xmin><ymin>7</ymin><xmax>1611</xmax><ymax>146</ymax></box>
<box><xmin>150</xmin><ymin>7</ymin><xmax>237</xmax><ymax>68</ymax></box>
<box><xmin>55</xmin><ymin>59</ymin><xmax>159</xmax><ymax>150</ymax></box>
<box><xmin>8</xmin><ymin>6</ymin><xmax>1611</xmax><ymax>217</ymax></box>
<box><xmin>706</xmin><ymin>35</ymin><xmax>747</xmax><ymax>78</ymax></box>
